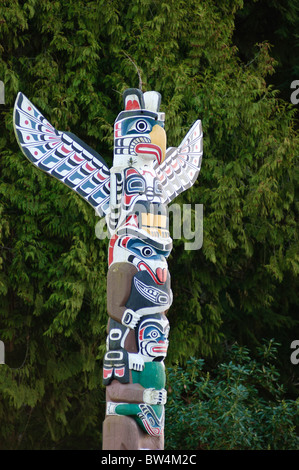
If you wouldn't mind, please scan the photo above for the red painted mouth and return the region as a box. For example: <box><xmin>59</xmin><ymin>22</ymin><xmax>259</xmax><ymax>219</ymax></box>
<box><xmin>152</xmin><ymin>344</ymin><xmax>168</xmax><ymax>354</ymax></box>
<box><xmin>135</xmin><ymin>143</ymin><xmax>162</xmax><ymax>164</ymax></box>
<box><xmin>138</xmin><ymin>262</ymin><xmax>167</xmax><ymax>285</ymax></box>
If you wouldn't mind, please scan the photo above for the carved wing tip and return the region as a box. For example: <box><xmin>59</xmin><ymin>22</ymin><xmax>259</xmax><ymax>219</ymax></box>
<box><xmin>155</xmin><ymin>118</ymin><xmax>203</xmax><ymax>204</ymax></box>
<box><xmin>12</xmin><ymin>91</ymin><xmax>111</xmax><ymax>216</ymax></box>
<box><xmin>13</xmin><ymin>92</ymin><xmax>24</xmax><ymax>147</ymax></box>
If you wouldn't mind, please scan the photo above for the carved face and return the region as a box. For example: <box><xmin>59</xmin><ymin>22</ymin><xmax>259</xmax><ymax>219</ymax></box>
<box><xmin>114</xmin><ymin>113</ymin><xmax>166</xmax><ymax>166</ymax></box>
<box><xmin>113</xmin><ymin>89</ymin><xmax>166</xmax><ymax>168</ymax></box>
<box><xmin>123</xmin><ymin>167</ymin><xmax>163</xmax><ymax>206</ymax></box>
<box><xmin>137</xmin><ymin>314</ymin><xmax>169</xmax><ymax>362</ymax></box>
<box><xmin>107</xmin><ymin>170</ymin><xmax>173</xmax><ymax>251</ymax></box>
<box><xmin>109</xmin><ymin>235</ymin><xmax>170</xmax><ymax>285</ymax></box>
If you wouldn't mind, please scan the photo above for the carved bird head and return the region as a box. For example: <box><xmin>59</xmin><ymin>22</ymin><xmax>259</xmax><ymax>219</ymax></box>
<box><xmin>113</xmin><ymin>88</ymin><xmax>166</xmax><ymax>168</ymax></box>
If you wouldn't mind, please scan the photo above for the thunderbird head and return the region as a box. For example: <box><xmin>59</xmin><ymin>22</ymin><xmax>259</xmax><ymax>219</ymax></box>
<box><xmin>113</xmin><ymin>88</ymin><xmax>167</xmax><ymax>168</ymax></box>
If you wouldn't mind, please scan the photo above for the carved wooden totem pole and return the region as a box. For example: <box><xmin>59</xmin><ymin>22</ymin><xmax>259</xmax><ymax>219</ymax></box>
<box><xmin>13</xmin><ymin>88</ymin><xmax>203</xmax><ymax>450</ymax></box>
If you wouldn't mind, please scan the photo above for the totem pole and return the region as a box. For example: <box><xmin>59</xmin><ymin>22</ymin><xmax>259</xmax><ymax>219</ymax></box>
<box><xmin>13</xmin><ymin>88</ymin><xmax>203</xmax><ymax>450</ymax></box>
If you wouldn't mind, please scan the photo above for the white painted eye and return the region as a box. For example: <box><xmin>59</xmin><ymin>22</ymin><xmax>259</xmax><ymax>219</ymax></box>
<box><xmin>136</xmin><ymin>120</ymin><xmax>148</xmax><ymax>132</ymax></box>
<box><xmin>149</xmin><ymin>330</ymin><xmax>159</xmax><ymax>339</ymax></box>
<box><xmin>128</xmin><ymin>119</ymin><xmax>150</xmax><ymax>133</ymax></box>
<box><xmin>141</xmin><ymin>246</ymin><xmax>154</xmax><ymax>257</ymax></box>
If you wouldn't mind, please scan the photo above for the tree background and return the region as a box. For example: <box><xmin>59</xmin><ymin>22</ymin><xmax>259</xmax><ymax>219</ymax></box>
<box><xmin>0</xmin><ymin>0</ymin><xmax>298</xmax><ymax>449</ymax></box>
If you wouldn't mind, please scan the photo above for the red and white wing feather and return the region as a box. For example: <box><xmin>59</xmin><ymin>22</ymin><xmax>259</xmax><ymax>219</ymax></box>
<box><xmin>13</xmin><ymin>92</ymin><xmax>110</xmax><ymax>216</ymax></box>
<box><xmin>154</xmin><ymin>120</ymin><xmax>203</xmax><ymax>204</ymax></box>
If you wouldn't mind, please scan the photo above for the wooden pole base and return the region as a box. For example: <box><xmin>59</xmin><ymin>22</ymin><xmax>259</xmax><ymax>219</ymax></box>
<box><xmin>102</xmin><ymin>415</ymin><xmax>164</xmax><ymax>450</ymax></box>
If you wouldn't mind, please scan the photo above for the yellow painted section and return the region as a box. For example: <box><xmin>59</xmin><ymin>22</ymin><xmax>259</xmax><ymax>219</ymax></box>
<box><xmin>149</xmin><ymin>124</ymin><xmax>167</xmax><ymax>164</ymax></box>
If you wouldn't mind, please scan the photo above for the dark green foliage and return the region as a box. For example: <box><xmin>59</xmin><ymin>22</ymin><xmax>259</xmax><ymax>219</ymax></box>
<box><xmin>0</xmin><ymin>0</ymin><xmax>298</xmax><ymax>449</ymax></box>
<box><xmin>0</xmin><ymin>148</ymin><xmax>108</xmax><ymax>448</ymax></box>
<box><xmin>166</xmin><ymin>340</ymin><xmax>299</xmax><ymax>450</ymax></box>
<box><xmin>233</xmin><ymin>0</ymin><xmax>299</xmax><ymax>101</ymax></box>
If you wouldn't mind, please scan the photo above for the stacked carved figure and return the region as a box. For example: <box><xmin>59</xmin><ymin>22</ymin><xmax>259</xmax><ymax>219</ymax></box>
<box><xmin>13</xmin><ymin>88</ymin><xmax>203</xmax><ymax>450</ymax></box>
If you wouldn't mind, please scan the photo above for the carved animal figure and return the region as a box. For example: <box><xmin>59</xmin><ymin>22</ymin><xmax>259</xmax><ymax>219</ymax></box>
<box><xmin>13</xmin><ymin>88</ymin><xmax>203</xmax><ymax>450</ymax></box>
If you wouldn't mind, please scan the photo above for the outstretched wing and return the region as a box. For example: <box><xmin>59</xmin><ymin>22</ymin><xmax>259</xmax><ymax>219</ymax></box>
<box><xmin>13</xmin><ymin>92</ymin><xmax>110</xmax><ymax>216</ymax></box>
<box><xmin>154</xmin><ymin>120</ymin><xmax>203</xmax><ymax>204</ymax></box>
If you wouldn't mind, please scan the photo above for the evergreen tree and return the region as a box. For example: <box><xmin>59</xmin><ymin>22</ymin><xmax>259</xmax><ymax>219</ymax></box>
<box><xmin>233</xmin><ymin>0</ymin><xmax>299</xmax><ymax>102</ymax></box>
<box><xmin>0</xmin><ymin>0</ymin><xmax>298</xmax><ymax>449</ymax></box>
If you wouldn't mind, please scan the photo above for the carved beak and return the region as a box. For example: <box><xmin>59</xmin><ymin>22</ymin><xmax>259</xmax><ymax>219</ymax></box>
<box><xmin>149</xmin><ymin>124</ymin><xmax>166</xmax><ymax>164</ymax></box>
